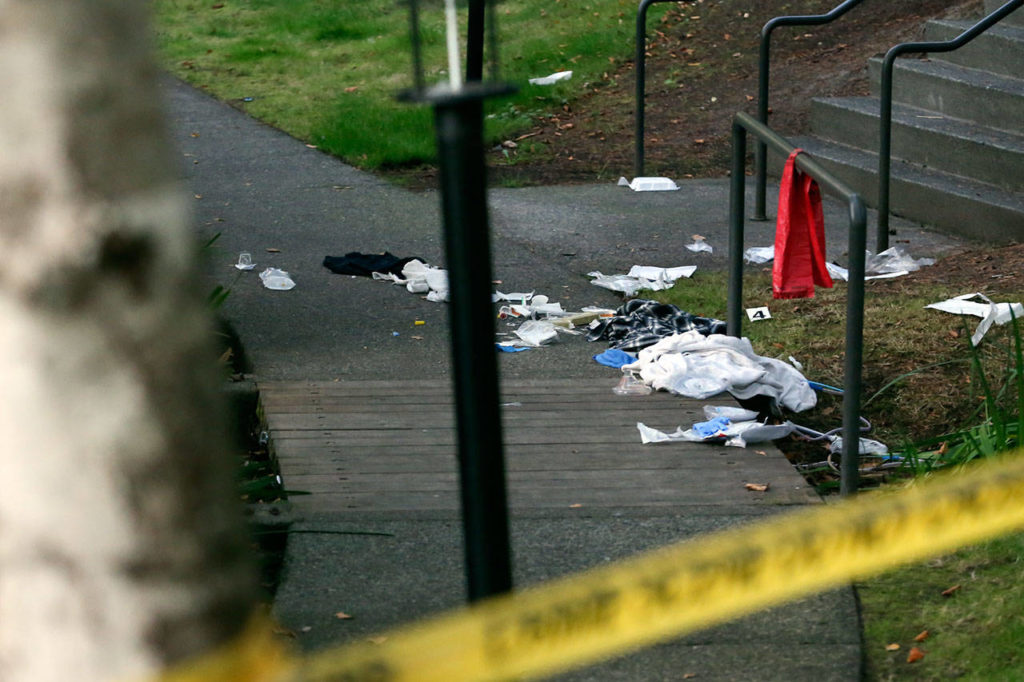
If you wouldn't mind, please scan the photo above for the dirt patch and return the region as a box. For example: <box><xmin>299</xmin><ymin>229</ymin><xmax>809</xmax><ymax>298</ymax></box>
<box><xmin>385</xmin><ymin>0</ymin><xmax>982</xmax><ymax>190</ymax></box>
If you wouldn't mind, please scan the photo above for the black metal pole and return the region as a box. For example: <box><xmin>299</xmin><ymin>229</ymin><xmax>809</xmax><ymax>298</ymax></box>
<box><xmin>634</xmin><ymin>0</ymin><xmax>651</xmax><ymax>179</ymax></box>
<box><xmin>727</xmin><ymin>120</ymin><xmax>747</xmax><ymax>338</ymax></box>
<box><xmin>841</xmin><ymin>196</ymin><xmax>867</xmax><ymax>496</ymax></box>
<box><xmin>431</xmin><ymin>88</ymin><xmax>514</xmax><ymax>601</ymax></box>
<box><xmin>466</xmin><ymin>0</ymin><xmax>486</xmax><ymax>82</ymax></box>
<box><xmin>753</xmin><ymin>29</ymin><xmax>772</xmax><ymax>222</ymax></box>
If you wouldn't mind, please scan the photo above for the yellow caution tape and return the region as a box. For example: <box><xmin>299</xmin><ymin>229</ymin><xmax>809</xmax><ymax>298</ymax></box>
<box><xmin>294</xmin><ymin>452</ymin><xmax>1024</xmax><ymax>682</ymax></box>
<box><xmin>154</xmin><ymin>614</ymin><xmax>294</xmax><ymax>682</ymax></box>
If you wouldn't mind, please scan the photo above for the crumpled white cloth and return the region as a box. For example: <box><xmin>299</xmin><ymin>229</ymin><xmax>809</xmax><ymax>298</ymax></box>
<box><xmin>373</xmin><ymin>259</ymin><xmax>449</xmax><ymax>302</ymax></box>
<box><xmin>623</xmin><ymin>331</ymin><xmax>817</xmax><ymax>412</ymax></box>
<box><xmin>588</xmin><ymin>265</ymin><xmax>696</xmax><ymax>297</ymax></box>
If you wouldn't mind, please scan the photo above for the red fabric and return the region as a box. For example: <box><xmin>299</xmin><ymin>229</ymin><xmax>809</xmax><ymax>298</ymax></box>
<box><xmin>773</xmin><ymin>149</ymin><xmax>833</xmax><ymax>299</ymax></box>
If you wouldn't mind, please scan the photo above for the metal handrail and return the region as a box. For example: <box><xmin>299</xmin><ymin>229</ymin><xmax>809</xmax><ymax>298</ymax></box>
<box><xmin>753</xmin><ymin>0</ymin><xmax>868</xmax><ymax>221</ymax></box>
<box><xmin>634</xmin><ymin>0</ymin><xmax>681</xmax><ymax>178</ymax></box>
<box><xmin>729</xmin><ymin>111</ymin><xmax>867</xmax><ymax>496</ymax></box>
<box><xmin>876</xmin><ymin>0</ymin><xmax>1023</xmax><ymax>252</ymax></box>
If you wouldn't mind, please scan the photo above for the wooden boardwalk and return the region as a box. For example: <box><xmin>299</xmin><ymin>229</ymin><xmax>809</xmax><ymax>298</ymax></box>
<box><xmin>259</xmin><ymin>378</ymin><xmax>820</xmax><ymax>516</ymax></box>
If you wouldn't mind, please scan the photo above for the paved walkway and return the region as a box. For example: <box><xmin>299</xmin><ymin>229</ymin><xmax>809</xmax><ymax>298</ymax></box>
<box><xmin>163</xmin><ymin>77</ymin><xmax>969</xmax><ymax>680</ymax></box>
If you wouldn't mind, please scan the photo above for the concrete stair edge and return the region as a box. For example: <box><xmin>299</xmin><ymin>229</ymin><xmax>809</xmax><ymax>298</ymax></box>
<box><xmin>922</xmin><ymin>18</ymin><xmax>1024</xmax><ymax>78</ymax></box>
<box><xmin>767</xmin><ymin>137</ymin><xmax>1024</xmax><ymax>244</ymax></box>
<box><xmin>809</xmin><ymin>96</ymin><xmax>1024</xmax><ymax>193</ymax></box>
<box><xmin>867</xmin><ymin>57</ymin><xmax>1024</xmax><ymax>135</ymax></box>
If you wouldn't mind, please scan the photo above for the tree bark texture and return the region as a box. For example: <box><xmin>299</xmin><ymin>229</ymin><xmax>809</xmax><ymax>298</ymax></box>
<box><xmin>0</xmin><ymin>2</ymin><xmax>257</xmax><ymax>680</ymax></box>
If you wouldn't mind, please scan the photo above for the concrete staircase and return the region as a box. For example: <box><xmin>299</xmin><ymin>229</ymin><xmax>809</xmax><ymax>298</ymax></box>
<box><xmin>786</xmin><ymin>0</ymin><xmax>1024</xmax><ymax>244</ymax></box>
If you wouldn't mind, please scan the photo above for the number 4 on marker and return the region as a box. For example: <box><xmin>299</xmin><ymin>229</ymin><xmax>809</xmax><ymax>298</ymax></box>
<box><xmin>746</xmin><ymin>306</ymin><xmax>771</xmax><ymax>321</ymax></box>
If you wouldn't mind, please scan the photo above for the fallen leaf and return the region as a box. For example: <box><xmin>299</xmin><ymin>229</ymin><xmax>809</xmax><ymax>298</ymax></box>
<box><xmin>335</xmin><ymin>612</ymin><xmax>354</xmax><ymax>620</ymax></box>
<box><xmin>344</xmin><ymin>86</ymin><xmax>359</xmax><ymax>93</ymax></box>
<box><xmin>683</xmin><ymin>675</ymin><xmax>697</xmax><ymax>679</ymax></box>
<box><xmin>914</xmin><ymin>630</ymin><xmax>929</xmax><ymax>642</ymax></box>
<box><xmin>266</xmin><ymin>247</ymin><xmax>281</xmax><ymax>253</ymax></box>
<box><xmin>569</xmin><ymin>503</ymin><xmax>583</xmax><ymax>508</ymax></box>
<box><xmin>745</xmin><ymin>483</ymin><xmax>769</xmax><ymax>492</ymax></box>
<box><xmin>754</xmin><ymin>450</ymin><xmax>767</xmax><ymax>456</ymax></box>
<box><xmin>885</xmin><ymin>643</ymin><xmax>900</xmax><ymax>651</ymax></box>
<box><xmin>691</xmin><ymin>234</ymin><xmax>706</xmax><ymax>241</ymax></box>
<box><xmin>411</xmin><ymin>335</ymin><xmax>424</xmax><ymax>340</ymax></box>
<box><xmin>941</xmin><ymin>584</ymin><xmax>961</xmax><ymax>597</ymax></box>
<box><xmin>693</xmin><ymin>138</ymin><xmax>706</xmax><ymax>144</ymax></box>
<box><xmin>906</xmin><ymin>646</ymin><xmax>925</xmax><ymax>663</ymax></box>
<box><xmin>211</xmin><ymin>3</ymin><xmax>224</xmax><ymax>8</ymax></box>
<box><xmin>367</xmin><ymin>636</ymin><xmax>388</xmax><ymax>645</ymax></box>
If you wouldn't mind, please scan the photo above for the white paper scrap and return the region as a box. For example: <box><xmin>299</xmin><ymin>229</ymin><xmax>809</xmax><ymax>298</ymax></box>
<box><xmin>617</xmin><ymin>176</ymin><xmax>680</xmax><ymax>192</ymax></box>
<box><xmin>926</xmin><ymin>293</ymin><xmax>1024</xmax><ymax>345</ymax></box>
<box><xmin>259</xmin><ymin>268</ymin><xmax>295</xmax><ymax>291</ymax></box>
<box><xmin>743</xmin><ymin>246</ymin><xmax>774</xmax><ymax>264</ymax></box>
<box><xmin>686</xmin><ymin>240</ymin><xmax>713</xmax><ymax>254</ymax></box>
<box><xmin>528</xmin><ymin>70</ymin><xmax>572</xmax><ymax>86</ymax></box>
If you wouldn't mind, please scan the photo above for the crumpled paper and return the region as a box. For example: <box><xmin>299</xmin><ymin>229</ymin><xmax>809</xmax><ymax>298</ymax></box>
<box><xmin>588</xmin><ymin>265</ymin><xmax>696</xmax><ymax>297</ymax></box>
<box><xmin>926</xmin><ymin>292</ymin><xmax>1024</xmax><ymax>345</ymax></box>
<box><xmin>259</xmin><ymin>268</ymin><xmax>295</xmax><ymax>290</ymax></box>
<box><xmin>528</xmin><ymin>70</ymin><xmax>572</xmax><ymax>85</ymax></box>
<box><xmin>373</xmin><ymin>259</ymin><xmax>449</xmax><ymax>302</ymax></box>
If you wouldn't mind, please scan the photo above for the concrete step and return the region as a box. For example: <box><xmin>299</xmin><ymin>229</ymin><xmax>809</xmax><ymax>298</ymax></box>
<box><xmin>985</xmin><ymin>0</ymin><xmax>1024</xmax><ymax>28</ymax></box>
<box><xmin>867</xmin><ymin>56</ymin><xmax>1024</xmax><ymax>134</ymax></box>
<box><xmin>923</xmin><ymin>19</ymin><xmax>1024</xmax><ymax>78</ymax></box>
<box><xmin>771</xmin><ymin>137</ymin><xmax>1024</xmax><ymax>243</ymax></box>
<box><xmin>809</xmin><ymin>96</ymin><xmax>1024</xmax><ymax>192</ymax></box>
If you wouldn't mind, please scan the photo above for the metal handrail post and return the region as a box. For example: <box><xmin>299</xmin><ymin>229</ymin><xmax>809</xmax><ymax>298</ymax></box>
<box><xmin>754</xmin><ymin>0</ymin><xmax>867</xmax><ymax>222</ymax></box>
<box><xmin>841</xmin><ymin>196</ymin><xmax>867</xmax><ymax>495</ymax></box>
<box><xmin>876</xmin><ymin>0</ymin><xmax>1023</xmax><ymax>252</ymax></box>
<box><xmin>730</xmin><ymin>112</ymin><xmax>867</xmax><ymax>496</ymax></box>
<box><xmin>466</xmin><ymin>0</ymin><xmax>485</xmax><ymax>82</ymax></box>
<box><xmin>634</xmin><ymin>0</ymin><xmax>676</xmax><ymax>178</ymax></box>
<box><xmin>727</xmin><ymin>120</ymin><xmax>747</xmax><ymax>337</ymax></box>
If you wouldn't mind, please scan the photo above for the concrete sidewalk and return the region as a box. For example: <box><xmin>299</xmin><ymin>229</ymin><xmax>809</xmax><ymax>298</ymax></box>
<box><xmin>163</xmin><ymin>77</ymin><xmax>968</xmax><ymax>680</ymax></box>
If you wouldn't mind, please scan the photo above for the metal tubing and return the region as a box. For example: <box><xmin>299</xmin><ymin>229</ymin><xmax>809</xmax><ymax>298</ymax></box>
<box><xmin>634</xmin><ymin>0</ymin><xmax>675</xmax><ymax>179</ymax></box>
<box><xmin>466</xmin><ymin>0</ymin><xmax>486</xmax><ymax>82</ymax></box>
<box><xmin>876</xmin><ymin>0</ymin><xmax>1023</xmax><ymax>252</ymax></box>
<box><xmin>730</xmin><ymin>112</ymin><xmax>866</xmax><ymax>496</ymax></box>
<box><xmin>754</xmin><ymin>0</ymin><xmax>866</xmax><ymax>222</ymax></box>
<box><xmin>727</xmin><ymin>120</ymin><xmax>747</xmax><ymax>338</ymax></box>
<box><xmin>433</xmin><ymin>95</ymin><xmax>513</xmax><ymax>601</ymax></box>
<box><xmin>841</xmin><ymin>197</ymin><xmax>867</xmax><ymax>496</ymax></box>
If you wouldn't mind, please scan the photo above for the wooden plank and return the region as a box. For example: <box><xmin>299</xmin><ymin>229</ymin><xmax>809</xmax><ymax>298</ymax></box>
<box><xmin>273</xmin><ymin>453</ymin><xmax>774</xmax><ymax>475</ymax></box>
<box><xmin>289</xmin><ymin>487</ymin><xmax>814</xmax><ymax>513</ymax></box>
<box><xmin>265</xmin><ymin>409</ymin><xmax>702</xmax><ymax>431</ymax></box>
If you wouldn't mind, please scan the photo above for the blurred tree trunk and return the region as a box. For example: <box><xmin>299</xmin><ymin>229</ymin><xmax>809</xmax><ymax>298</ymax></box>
<box><xmin>0</xmin><ymin>2</ymin><xmax>258</xmax><ymax>680</ymax></box>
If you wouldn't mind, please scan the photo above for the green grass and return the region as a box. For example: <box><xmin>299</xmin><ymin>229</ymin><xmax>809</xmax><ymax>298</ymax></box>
<box><xmin>652</xmin><ymin>269</ymin><xmax>1024</xmax><ymax>679</ymax></box>
<box><xmin>858</xmin><ymin>531</ymin><xmax>1024</xmax><ymax>681</ymax></box>
<box><xmin>152</xmin><ymin>0</ymin><xmax>664</xmax><ymax>169</ymax></box>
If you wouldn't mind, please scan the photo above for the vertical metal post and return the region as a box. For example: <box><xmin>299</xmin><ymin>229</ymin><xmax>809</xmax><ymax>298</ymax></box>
<box><xmin>432</xmin><ymin>91</ymin><xmax>514</xmax><ymax>600</ymax></box>
<box><xmin>466</xmin><ymin>0</ymin><xmax>485</xmax><ymax>82</ymax></box>
<box><xmin>753</xmin><ymin>31</ymin><xmax>771</xmax><ymax>222</ymax></box>
<box><xmin>877</xmin><ymin>55</ymin><xmax>895</xmax><ymax>253</ymax></box>
<box><xmin>727</xmin><ymin>121</ymin><xmax>747</xmax><ymax>338</ymax></box>
<box><xmin>634</xmin><ymin>0</ymin><xmax>651</xmax><ymax>178</ymax></box>
<box><xmin>841</xmin><ymin>196</ymin><xmax>867</xmax><ymax>496</ymax></box>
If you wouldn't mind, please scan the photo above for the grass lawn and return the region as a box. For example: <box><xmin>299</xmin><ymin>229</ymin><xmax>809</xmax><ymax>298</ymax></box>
<box><xmin>153</xmin><ymin>0</ymin><xmax>668</xmax><ymax>171</ymax></box>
